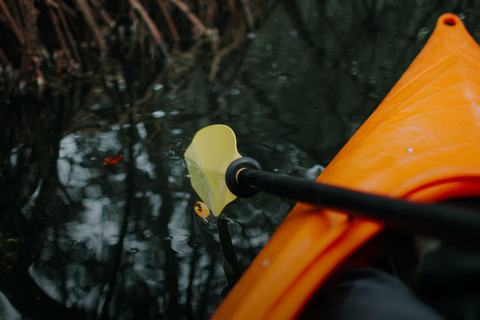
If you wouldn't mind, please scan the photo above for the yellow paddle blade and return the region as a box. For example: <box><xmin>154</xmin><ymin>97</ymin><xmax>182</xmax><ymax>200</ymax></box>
<box><xmin>184</xmin><ymin>125</ymin><xmax>241</xmax><ymax>217</ymax></box>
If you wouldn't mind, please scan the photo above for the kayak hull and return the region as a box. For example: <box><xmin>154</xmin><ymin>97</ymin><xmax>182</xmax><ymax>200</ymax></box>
<box><xmin>212</xmin><ymin>13</ymin><xmax>480</xmax><ymax>320</ymax></box>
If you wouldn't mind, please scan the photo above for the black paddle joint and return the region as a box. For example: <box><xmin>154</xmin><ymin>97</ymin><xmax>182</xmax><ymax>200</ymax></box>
<box><xmin>226</xmin><ymin>157</ymin><xmax>262</xmax><ymax>198</ymax></box>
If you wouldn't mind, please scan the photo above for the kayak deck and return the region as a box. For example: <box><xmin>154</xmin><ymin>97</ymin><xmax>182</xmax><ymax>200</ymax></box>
<box><xmin>212</xmin><ymin>13</ymin><xmax>480</xmax><ymax>320</ymax></box>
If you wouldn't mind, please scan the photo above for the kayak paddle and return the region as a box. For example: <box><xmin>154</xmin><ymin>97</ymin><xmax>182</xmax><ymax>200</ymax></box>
<box><xmin>185</xmin><ymin>125</ymin><xmax>480</xmax><ymax>250</ymax></box>
<box><xmin>184</xmin><ymin>125</ymin><xmax>244</xmax><ymax>285</ymax></box>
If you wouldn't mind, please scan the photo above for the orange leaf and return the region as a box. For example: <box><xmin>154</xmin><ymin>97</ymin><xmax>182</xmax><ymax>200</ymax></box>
<box><xmin>103</xmin><ymin>156</ymin><xmax>123</xmax><ymax>165</ymax></box>
<box><xmin>194</xmin><ymin>201</ymin><xmax>210</xmax><ymax>222</ymax></box>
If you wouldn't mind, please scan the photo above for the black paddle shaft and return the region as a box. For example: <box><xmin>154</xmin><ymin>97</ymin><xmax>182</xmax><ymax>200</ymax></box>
<box><xmin>233</xmin><ymin>166</ymin><xmax>480</xmax><ymax>250</ymax></box>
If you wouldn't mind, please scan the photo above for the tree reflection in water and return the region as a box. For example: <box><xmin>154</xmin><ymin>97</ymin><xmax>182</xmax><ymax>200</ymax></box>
<box><xmin>0</xmin><ymin>42</ymin><xmax>287</xmax><ymax>318</ymax></box>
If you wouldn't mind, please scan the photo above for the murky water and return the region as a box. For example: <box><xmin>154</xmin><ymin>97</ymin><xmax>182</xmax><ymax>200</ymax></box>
<box><xmin>2</xmin><ymin>1</ymin><xmax>480</xmax><ymax>319</ymax></box>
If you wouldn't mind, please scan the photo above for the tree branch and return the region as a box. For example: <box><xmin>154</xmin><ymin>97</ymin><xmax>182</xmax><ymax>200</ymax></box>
<box><xmin>73</xmin><ymin>0</ymin><xmax>107</xmax><ymax>55</ymax></box>
<box><xmin>168</xmin><ymin>0</ymin><xmax>217</xmax><ymax>38</ymax></box>
<box><xmin>129</xmin><ymin>0</ymin><xmax>170</xmax><ymax>59</ymax></box>
<box><xmin>0</xmin><ymin>0</ymin><xmax>24</xmax><ymax>46</ymax></box>
<box><xmin>240</xmin><ymin>0</ymin><xmax>255</xmax><ymax>30</ymax></box>
<box><xmin>156</xmin><ymin>0</ymin><xmax>180</xmax><ymax>48</ymax></box>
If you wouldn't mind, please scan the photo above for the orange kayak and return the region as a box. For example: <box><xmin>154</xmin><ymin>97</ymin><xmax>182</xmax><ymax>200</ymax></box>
<box><xmin>211</xmin><ymin>13</ymin><xmax>480</xmax><ymax>320</ymax></box>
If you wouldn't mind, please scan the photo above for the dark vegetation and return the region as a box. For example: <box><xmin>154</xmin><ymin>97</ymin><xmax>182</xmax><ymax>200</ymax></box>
<box><xmin>0</xmin><ymin>0</ymin><xmax>273</xmax><ymax>99</ymax></box>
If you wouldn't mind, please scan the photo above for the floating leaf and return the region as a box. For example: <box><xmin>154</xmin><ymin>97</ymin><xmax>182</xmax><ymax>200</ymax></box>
<box><xmin>103</xmin><ymin>156</ymin><xmax>123</xmax><ymax>165</ymax></box>
<box><xmin>194</xmin><ymin>201</ymin><xmax>210</xmax><ymax>222</ymax></box>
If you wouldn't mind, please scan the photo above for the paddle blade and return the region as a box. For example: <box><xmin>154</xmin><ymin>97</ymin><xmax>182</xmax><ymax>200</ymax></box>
<box><xmin>184</xmin><ymin>125</ymin><xmax>241</xmax><ymax>217</ymax></box>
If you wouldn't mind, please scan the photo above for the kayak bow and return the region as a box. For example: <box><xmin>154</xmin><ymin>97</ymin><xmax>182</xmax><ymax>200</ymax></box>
<box><xmin>212</xmin><ymin>13</ymin><xmax>480</xmax><ymax>320</ymax></box>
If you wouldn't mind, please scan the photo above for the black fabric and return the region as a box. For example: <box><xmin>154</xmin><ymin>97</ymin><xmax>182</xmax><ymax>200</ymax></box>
<box><xmin>319</xmin><ymin>268</ymin><xmax>445</xmax><ymax>320</ymax></box>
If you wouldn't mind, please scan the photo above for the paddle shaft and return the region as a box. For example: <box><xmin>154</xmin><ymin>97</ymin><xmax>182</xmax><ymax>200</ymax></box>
<box><xmin>237</xmin><ymin>169</ymin><xmax>480</xmax><ymax>250</ymax></box>
<box><xmin>217</xmin><ymin>218</ymin><xmax>242</xmax><ymax>285</ymax></box>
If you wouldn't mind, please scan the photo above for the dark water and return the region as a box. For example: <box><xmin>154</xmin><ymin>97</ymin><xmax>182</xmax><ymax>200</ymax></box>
<box><xmin>2</xmin><ymin>1</ymin><xmax>480</xmax><ymax>319</ymax></box>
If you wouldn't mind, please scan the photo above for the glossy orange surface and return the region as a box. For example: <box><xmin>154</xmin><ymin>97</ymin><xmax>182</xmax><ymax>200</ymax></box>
<box><xmin>212</xmin><ymin>13</ymin><xmax>480</xmax><ymax>320</ymax></box>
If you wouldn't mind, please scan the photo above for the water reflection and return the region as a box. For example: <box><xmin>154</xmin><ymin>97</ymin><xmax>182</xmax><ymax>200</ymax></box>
<box><xmin>2</xmin><ymin>1</ymin><xmax>480</xmax><ymax>319</ymax></box>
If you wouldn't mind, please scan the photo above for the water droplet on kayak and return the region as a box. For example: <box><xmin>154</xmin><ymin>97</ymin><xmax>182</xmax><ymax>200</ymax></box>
<box><xmin>406</xmin><ymin>148</ymin><xmax>414</xmax><ymax>152</ymax></box>
<box><xmin>262</xmin><ymin>259</ymin><xmax>270</xmax><ymax>267</ymax></box>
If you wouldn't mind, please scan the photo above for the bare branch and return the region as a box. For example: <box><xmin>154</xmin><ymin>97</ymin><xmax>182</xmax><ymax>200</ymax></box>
<box><xmin>0</xmin><ymin>0</ymin><xmax>24</xmax><ymax>46</ymax></box>
<box><xmin>206</xmin><ymin>0</ymin><xmax>217</xmax><ymax>26</ymax></box>
<box><xmin>43</xmin><ymin>0</ymin><xmax>78</xmax><ymax>71</ymax></box>
<box><xmin>240</xmin><ymin>0</ymin><xmax>254</xmax><ymax>30</ymax></box>
<box><xmin>73</xmin><ymin>0</ymin><xmax>108</xmax><ymax>55</ymax></box>
<box><xmin>227</xmin><ymin>0</ymin><xmax>236</xmax><ymax>15</ymax></box>
<box><xmin>18</xmin><ymin>0</ymin><xmax>43</xmax><ymax>88</ymax></box>
<box><xmin>58</xmin><ymin>0</ymin><xmax>78</xmax><ymax>20</ymax></box>
<box><xmin>156</xmin><ymin>0</ymin><xmax>180</xmax><ymax>47</ymax></box>
<box><xmin>90</xmin><ymin>0</ymin><xmax>115</xmax><ymax>29</ymax></box>
<box><xmin>209</xmin><ymin>23</ymin><xmax>245</xmax><ymax>81</ymax></box>
<box><xmin>168</xmin><ymin>0</ymin><xmax>217</xmax><ymax>37</ymax></box>
<box><xmin>48</xmin><ymin>0</ymin><xmax>82</xmax><ymax>66</ymax></box>
<box><xmin>128</xmin><ymin>0</ymin><xmax>170</xmax><ymax>59</ymax></box>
